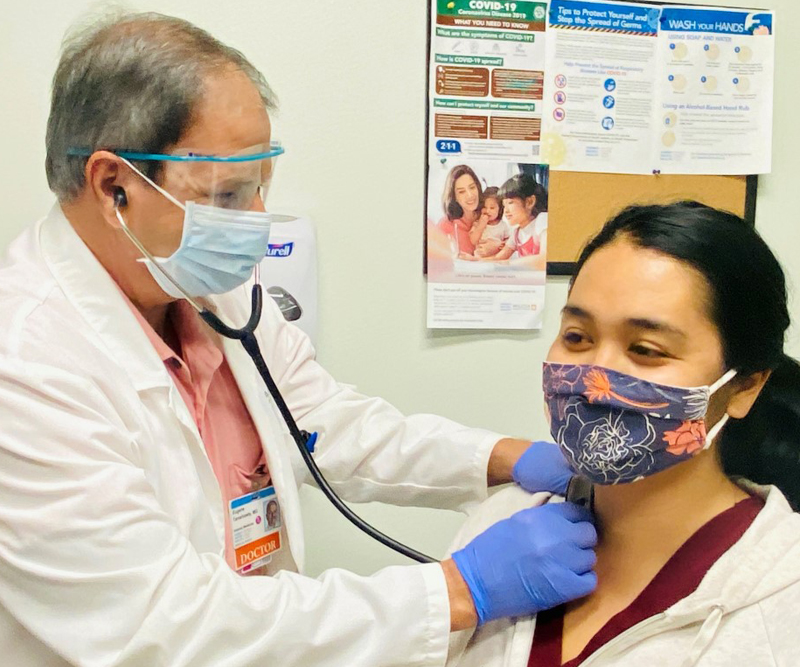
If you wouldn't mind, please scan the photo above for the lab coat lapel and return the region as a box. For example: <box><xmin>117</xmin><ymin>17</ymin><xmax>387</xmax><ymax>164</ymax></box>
<box><xmin>38</xmin><ymin>205</ymin><xmax>171</xmax><ymax>392</ymax></box>
<box><xmin>216</xmin><ymin>319</ymin><xmax>306</xmax><ymax>573</ymax></box>
<box><xmin>38</xmin><ymin>204</ymin><xmax>226</xmax><ymax>533</ymax></box>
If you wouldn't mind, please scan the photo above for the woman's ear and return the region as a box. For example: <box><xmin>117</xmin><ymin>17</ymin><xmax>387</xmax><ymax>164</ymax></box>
<box><xmin>727</xmin><ymin>370</ymin><xmax>772</xmax><ymax>419</ymax></box>
<box><xmin>526</xmin><ymin>194</ymin><xmax>537</xmax><ymax>214</ymax></box>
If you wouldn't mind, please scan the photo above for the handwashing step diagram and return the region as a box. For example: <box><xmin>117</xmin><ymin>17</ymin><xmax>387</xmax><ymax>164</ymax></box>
<box><xmin>657</xmin><ymin>5</ymin><xmax>773</xmax><ymax>175</ymax></box>
<box><xmin>538</xmin><ymin>1</ymin><xmax>774</xmax><ymax>174</ymax></box>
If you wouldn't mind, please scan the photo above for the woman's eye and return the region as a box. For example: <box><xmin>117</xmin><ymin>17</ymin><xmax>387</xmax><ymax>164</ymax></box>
<box><xmin>630</xmin><ymin>344</ymin><xmax>667</xmax><ymax>358</ymax></box>
<box><xmin>562</xmin><ymin>331</ymin><xmax>588</xmax><ymax>346</ymax></box>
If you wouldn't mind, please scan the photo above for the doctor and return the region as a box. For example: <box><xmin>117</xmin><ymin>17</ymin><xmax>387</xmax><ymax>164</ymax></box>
<box><xmin>0</xmin><ymin>12</ymin><xmax>596</xmax><ymax>666</ymax></box>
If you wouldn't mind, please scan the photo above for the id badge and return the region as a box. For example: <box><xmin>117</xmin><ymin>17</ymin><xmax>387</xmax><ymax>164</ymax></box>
<box><xmin>228</xmin><ymin>486</ymin><xmax>282</xmax><ymax>573</ymax></box>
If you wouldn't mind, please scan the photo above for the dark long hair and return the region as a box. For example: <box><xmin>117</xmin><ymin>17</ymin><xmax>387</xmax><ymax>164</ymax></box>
<box><xmin>442</xmin><ymin>165</ymin><xmax>483</xmax><ymax>221</ymax></box>
<box><xmin>498</xmin><ymin>173</ymin><xmax>548</xmax><ymax>218</ymax></box>
<box><xmin>573</xmin><ymin>201</ymin><xmax>800</xmax><ymax>509</ymax></box>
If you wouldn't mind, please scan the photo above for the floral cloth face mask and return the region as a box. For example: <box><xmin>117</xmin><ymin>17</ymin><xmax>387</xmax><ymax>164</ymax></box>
<box><xmin>543</xmin><ymin>362</ymin><xmax>737</xmax><ymax>485</ymax></box>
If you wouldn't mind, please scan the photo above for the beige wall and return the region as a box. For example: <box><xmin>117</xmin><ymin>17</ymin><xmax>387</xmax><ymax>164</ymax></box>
<box><xmin>1</xmin><ymin>0</ymin><xmax>797</xmax><ymax>576</ymax></box>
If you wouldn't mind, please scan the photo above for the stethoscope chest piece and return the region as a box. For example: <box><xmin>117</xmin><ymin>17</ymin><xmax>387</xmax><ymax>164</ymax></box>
<box><xmin>565</xmin><ymin>475</ymin><xmax>595</xmax><ymax>513</ymax></box>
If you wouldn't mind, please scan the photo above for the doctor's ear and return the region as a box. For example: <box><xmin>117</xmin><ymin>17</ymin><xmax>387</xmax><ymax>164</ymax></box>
<box><xmin>83</xmin><ymin>150</ymin><xmax>135</xmax><ymax>223</ymax></box>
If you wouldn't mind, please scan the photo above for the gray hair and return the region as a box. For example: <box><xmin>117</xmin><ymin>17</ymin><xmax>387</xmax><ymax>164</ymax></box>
<box><xmin>46</xmin><ymin>11</ymin><xmax>278</xmax><ymax>201</ymax></box>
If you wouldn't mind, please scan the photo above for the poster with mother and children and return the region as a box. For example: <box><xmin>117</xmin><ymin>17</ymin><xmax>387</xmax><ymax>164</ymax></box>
<box><xmin>427</xmin><ymin>159</ymin><xmax>549</xmax><ymax>329</ymax></box>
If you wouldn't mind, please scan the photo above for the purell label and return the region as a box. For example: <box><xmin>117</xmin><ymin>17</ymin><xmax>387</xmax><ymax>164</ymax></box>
<box><xmin>265</xmin><ymin>242</ymin><xmax>294</xmax><ymax>258</ymax></box>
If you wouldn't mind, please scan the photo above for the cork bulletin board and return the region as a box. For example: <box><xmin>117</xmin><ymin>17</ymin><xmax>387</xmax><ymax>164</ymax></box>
<box><xmin>546</xmin><ymin>173</ymin><xmax>758</xmax><ymax>275</ymax></box>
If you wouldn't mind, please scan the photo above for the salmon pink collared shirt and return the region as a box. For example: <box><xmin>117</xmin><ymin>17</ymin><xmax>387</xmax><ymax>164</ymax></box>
<box><xmin>124</xmin><ymin>296</ymin><xmax>271</xmax><ymax>573</ymax></box>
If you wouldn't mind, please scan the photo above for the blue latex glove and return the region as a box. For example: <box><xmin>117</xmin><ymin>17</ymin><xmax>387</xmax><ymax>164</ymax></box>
<box><xmin>451</xmin><ymin>502</ymin><xmax>597</xmax><ymax>625</ymax></box>
<box><xmin>512</xmin><ymin>441</ymin><xmax>574</xmax><ymax>496</ymax></box>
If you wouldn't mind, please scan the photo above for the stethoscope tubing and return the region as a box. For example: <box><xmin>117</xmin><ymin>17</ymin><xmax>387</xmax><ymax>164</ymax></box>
<box><xmin>199</xmin><ymin>284</ymin><xmax>436</xmax><ymax>564</ymax></box>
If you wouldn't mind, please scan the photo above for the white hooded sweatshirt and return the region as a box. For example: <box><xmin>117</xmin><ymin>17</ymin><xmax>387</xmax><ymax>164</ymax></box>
<box><xmin>446</xmin><ymin>483</ymin><xmax>800</xmax><ymax>667</ymax></box>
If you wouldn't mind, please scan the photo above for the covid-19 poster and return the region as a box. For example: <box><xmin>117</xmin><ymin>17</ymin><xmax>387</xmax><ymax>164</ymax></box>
<box><xmin>426</xmin><ymin>0</ymin><xmax>550</xmax><ymax>330</ymax></box>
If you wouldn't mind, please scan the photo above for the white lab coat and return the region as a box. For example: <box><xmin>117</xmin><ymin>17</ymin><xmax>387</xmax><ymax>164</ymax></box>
<box><xmin>445</xmin><ymin>484</ymin><xmax>800</xmax><ymax>667</ymax></box>
<box><xmin>0</xmin><ymin>206</ymin><xmax>503</xmax><ymax>666</ymax></box>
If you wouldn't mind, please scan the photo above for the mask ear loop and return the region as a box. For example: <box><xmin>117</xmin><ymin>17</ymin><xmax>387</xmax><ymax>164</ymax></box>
<box><xmin>703</xmin><ymin>368</ymin><xmax>739</xmax><ymax>450</ymax></box>
<box><xmin>704</xmin><ymin>414</ymin><xmax>730</xmax><ymax>449</ymax></box>
<box><xmin>112</xmin><ymin>193</ymin><xmax>204</xmax><ymax>313</ymax></box>
<box><xmin>709</xmin><ymin>368</ymin><xmax>738</xmax><ymax>394</ymax></box>
<box><xmin>118</xmin><ymin>157</ymin><xmax>186</xmax><ymax>211</ymax></box>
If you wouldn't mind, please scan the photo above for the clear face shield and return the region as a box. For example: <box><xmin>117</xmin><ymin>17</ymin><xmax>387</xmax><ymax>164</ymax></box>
<box><xmin>69</xmin><ymin>142</ymin><xmax>286</xmax><ymax>303</ymax></box>
<box><xmin>147</xmin><ymin>141</ymin><xmax>281</xmax><ymax>211</ymax></box>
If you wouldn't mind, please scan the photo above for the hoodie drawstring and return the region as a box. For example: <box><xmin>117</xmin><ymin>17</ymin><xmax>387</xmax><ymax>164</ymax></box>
<box><xmin>681</xmin><ymin>605</ymin><xmax>725</xmax><ymax>666</ymax></box>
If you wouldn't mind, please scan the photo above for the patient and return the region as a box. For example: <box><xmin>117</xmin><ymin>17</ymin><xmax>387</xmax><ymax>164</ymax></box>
<box><xmin>448</xmin><ymin>202</ymin><xmax>800</xmax><ymax>666</ymax></box>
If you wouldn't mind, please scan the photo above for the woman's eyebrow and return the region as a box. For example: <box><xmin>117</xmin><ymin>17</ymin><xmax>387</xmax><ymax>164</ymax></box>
<box><xmin>562</xmin><ymin>304</ymin><xmax>592</xmax><ymax>320</ymax></box>
<box><xmin>627</xmin><ymin>318</ymin><xmax>687</xmax><ymax>338</ymax></box>
<box><xmin>563</xmin><ymin>306</ymin><xmax>686</xmax><ymax>338</ymax></box>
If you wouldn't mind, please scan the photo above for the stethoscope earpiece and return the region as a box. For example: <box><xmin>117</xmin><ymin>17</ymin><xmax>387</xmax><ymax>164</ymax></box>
<box><xmin>113</xmin><ymin>188</ymin><xmax>128</xmax><ymax>209</ymax></box>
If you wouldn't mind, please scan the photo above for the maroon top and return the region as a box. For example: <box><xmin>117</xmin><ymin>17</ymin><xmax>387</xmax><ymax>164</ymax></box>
<box><xmin>528</xmin><ymin>495</ymin><xmax>765</xmax><ymax>667</ymax></box>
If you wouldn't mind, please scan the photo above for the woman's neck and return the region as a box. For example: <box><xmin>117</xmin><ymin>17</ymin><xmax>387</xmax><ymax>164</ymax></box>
<box><xmin>594</xmin><ymin>452</ymin><xmax>747</xmax><ymax>559</ymax></box>
<box><xmin>561</xmin><ymin>454</ymin><xmax>748</xmax><ymax>663</ymax></box>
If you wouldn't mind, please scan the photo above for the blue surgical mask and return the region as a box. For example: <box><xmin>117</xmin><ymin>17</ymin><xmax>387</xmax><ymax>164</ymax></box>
<box><xmin>543</xmin><ymin>362</ymin><xmax>737</xmax><ymax>485</ymax></box>
<box><xmin>116</xmin><ymin>158</ymin><xmax>273</xmax><ymax>298</ymax></box>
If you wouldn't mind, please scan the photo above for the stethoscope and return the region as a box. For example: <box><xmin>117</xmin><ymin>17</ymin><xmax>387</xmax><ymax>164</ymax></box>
<box><xmin>198</xmin><ymin>275</ymin><xmax>436</xmax><ymax>564</ymax></box>
<box><xmin>115</xmin><ymin>196</ymin><xmax>436</xmax><ymax>564</ymax></box>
